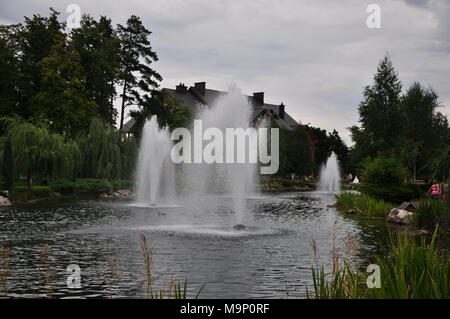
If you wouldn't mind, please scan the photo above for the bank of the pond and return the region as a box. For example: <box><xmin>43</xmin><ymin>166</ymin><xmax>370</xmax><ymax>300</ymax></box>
<box><xmin>335</xmin><ymin>192</ymin><xmax>450</xmax><ymax>236</ymax></box>
<box><xmin>307</xmin><ymin>228</ymin><xmax>450</xmax><ymax>299</ymax></box>
<box><xmin>4</xmin><ymin>178</ymin><xmax>135</xmax><ymax>204</ymax></box>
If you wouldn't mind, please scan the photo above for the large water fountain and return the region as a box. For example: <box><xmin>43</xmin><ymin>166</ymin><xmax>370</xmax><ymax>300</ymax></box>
<box><xmin>135</xmin><ymin>86</ymin><xmax>259</xmax><ymax>225</ymax></box>
<box><xmin>318</xmin><ymin>151</ymin><xmax>341</xmax><ymax>193</ymax></box>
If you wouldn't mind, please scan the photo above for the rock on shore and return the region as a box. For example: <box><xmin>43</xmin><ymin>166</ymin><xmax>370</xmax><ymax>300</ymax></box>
<box><xmin>387</xmin><ymin>208</ymin><xmax>413</xmax><ymax>225</ymax></box>
<box><xmin>0</xmin><ymin>195</ymin><xmax>11</xmax><ymax>206</ymax></box>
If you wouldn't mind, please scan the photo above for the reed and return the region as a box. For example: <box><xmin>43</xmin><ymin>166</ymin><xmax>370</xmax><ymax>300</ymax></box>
<box><xmin>335</xmin><ymin>192</ymin><xmax>393</xmax><ymax>217</ymax></box>
<box><xmin>0</xmin><ymin>246</ymin><xmax>10</xmax><ymax>297</ymax></box>
<box><xmin>139</xmin><ymin>234</ymin><xmax>205</xmax><ymax>299</ymax></box>
<box><xmin>413</xmin><ymin>199</ymin><xmax>450</xmax><ymax>232</ymax></box>
<box><xmin>307</xmin><ymin>227</ymin><xmax>450</xmax><ymax>299</ymax></box>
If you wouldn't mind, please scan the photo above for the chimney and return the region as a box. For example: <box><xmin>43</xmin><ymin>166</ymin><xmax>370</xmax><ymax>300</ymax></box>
<box><xmin>253</xmin><ymin>92</ymin><xmax>264</xmax><ymax>105</ymax></box>
<box><xmin>279</xmin><ymin>103</ymin><xmax>285</xmax><ymax>119</ymax></box>
<box><xmin>194</xmin><ymin>82</ymin><xmax>206</xmax><ymax>96</ymax></box>
<box><xmin>176</xmin><ymin>83</ymin><xmax>187</xmax><ymax>93</ymax></box>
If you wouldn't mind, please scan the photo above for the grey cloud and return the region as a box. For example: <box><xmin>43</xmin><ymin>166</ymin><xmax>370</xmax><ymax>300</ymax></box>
<box><xmin>1</xmin><ymin>0</ymin><xmax>449</xmax><ymax>145</ymax></box>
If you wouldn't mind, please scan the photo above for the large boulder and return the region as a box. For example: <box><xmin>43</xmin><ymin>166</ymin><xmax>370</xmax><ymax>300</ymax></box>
<box><xmin>0</xmin><ymin>195</ymin><xmax>11</xmax><ymax>206</ymax></box>
<box><xmin>387</xmin><ymin>208</ymin><xmax>413</xmax><ymax>225</ymax></box>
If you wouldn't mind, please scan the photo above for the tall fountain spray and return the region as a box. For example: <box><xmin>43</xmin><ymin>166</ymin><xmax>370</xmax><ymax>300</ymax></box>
<box><xmin>318</xmin><ymin>151</ymin><xmax>341</xmax><ymax>193</ymax></box>
<box><xmin>136</xmin><ymin>116</ymin><xmax>176</xmax><ymax>205</ymax></box>
<box><xmin>181</xmin><ymin>85</ymin><xmax>259</xmax><ymax>224</ymax></box>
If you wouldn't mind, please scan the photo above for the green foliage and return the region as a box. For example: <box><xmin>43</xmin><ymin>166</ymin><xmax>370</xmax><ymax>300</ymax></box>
<box><xmin>274</xmin><ymin>120</ymin><xmax>314</xmax><ymax>176</ymax></box>
<box><xmin>8</xmin><ymin>122</ymin><xmax>81</xmax><ymax>180</ymax></box>
<box><xmin>308</xmin><ymin>229</ymin><xmax>450</xmax><ymax>299</ymax></box>
<box><xmin>111</xmin><ymin>179</ymin><xmax>134</xmax><ymax>191</ymax></box>
<box><xmin>352</xmin><ymin>55</ymin><xmax>403</xmax><ymax>161</ymax></box>
<box><xmin>30</xmin><ymin>34</ymin><xmax>98</xmax><ymax>137</ymax></box>
<box><xmin>130</xmin><ymin>89</ymin><xmax>194</xmax><ymax>141</ymax></box>
<box><xmin>10</xmin><ymin>185</ymin><xmax>54</xmax><ymax>200</ymax></box>
<box><xmin>350</xmin><ymin>56</ymin><xmax>450</xmax><ymax>182</ymax></box>
<box><xmin>360</xmin><ymin>156</ymin><xmax>407</xmax><ymax>187</ymax></box>
<box><xmin>335</xmin><ymin>192</ymin><xmax>393</xmax><ymax>217</ymax></box>
<box><xmin>49</xmin><ymin>179</ymin><xmax>74</xmax><ymax>195</ymax></box>
<box><xmin>1</xmin><ymin>137</ymin><xmax>13</xmax><ymax>190</ymax></box>
<box><xmin>117</xmin><ymin>15</ymin><xmax>162</xmax><ymax>130</ymax></box>
<box><xmin>71</xmin><ymin>15</ymin><xmax>121</xmax><ymax>126</ymax></box>
<box><xmin>0</xmin><ymin>9</ymin><xmax>162</xmax><ymax>136</ymax></box>
<box><xmin>307</xmin><ymin>126</ymin><xmax>350</xmax><ymax>174</ymax></box>
<box><xmin>413</xmin><ymin>199</ymin><xmax>450</xmax><ymax>232</ymax></box>
<box><xmin>78</xmin><ymin>118</ymin><xmax>137</xmax><ymax>180</ymax></box>
<box><xmin>73</xmin><ymin>179</ymin><xmax>113</xmax><ymax>195</ymax></box>
<box><xmin>358</xmin><ymin>183</ymin><xmax>426</xmax><ymax>204</ymax></box>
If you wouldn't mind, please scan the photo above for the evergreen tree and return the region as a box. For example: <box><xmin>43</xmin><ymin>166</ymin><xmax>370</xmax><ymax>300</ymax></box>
<box><xmin>117</xmin><ymin>15</ymin><xmax>162</xmax><ymax>130</ymax></box>
<box><xmin>354</xmin><ymin>54</ymin><xmax>403</xmax><ymax>158</ymax></box>
<box><xmin>71</xmin><ymin>15</ymin><xmax>121</xmax><ymax>125</ymax></box>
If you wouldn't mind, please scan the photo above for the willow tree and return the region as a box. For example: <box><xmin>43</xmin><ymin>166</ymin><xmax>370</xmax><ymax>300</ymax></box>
<box><xmin>79</xmin><ymin>118</ymin><xmax>137</xmax><ymax>180</ymax></box>
<box><xmin>8</xmin><ymin>122</ymin><xmax>80</xmax><ymax>183</ymax></box>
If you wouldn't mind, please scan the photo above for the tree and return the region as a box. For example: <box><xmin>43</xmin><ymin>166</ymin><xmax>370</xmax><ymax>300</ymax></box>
<box><xmin>360</xmin><ymin>156</ymin><xmax>407</xmax><ymax>187</ymax></box>
<box><xmin>117</xmin><ymin>15</ymin><xmax>162</xmax><ymax>130</ymax></box>
<box><xmin>10</xmin><ymin>8</ymin><xmax>65</xmax><ymax>119</ymax></box>
<box><xmin>306</xmin><ymin>126</ymin><xmax>349</xmax><ymax>175</ymax></box>
<box><xmin>276</xmin><ymin>121</ymin><xmax>314</xmax><ymax>177</ymax></box>
<box><xmin>129</xmin><ymin>89</ymin><xmax>194</xmax><ymax>141</ymax></box>
<box><xmin>0</xmin><ymin>37</ymin><xmax>19</xmax><ymax>116</ymax></box>
<box><xmin>400</xmin><ymin>82</ymin><xmax>442</xmax><ymax>181</ymax></box>
<box><xmin>8</xmin><ymin>122</ymin><xmax>80</xmax><ymax>183</ymax></box>
<box><xmin>71</xmin><ymin>15</ymin><xmax>121</xmax><ymax>125</ymax></box>
<box><xmin>2</xmin><ymin>137</ymin><xmax>14</xmax><ymax>190</ymax></box>
<box><xmin>351</xmin><ymin>54</ymin><xmax>403</xmax><ymax>161</ymax></box>
<box><xmin>78</xmin><ymin>118</ymin><xmax>137</xmax><ymax>180</ymax></box>
<box><xmin>30</xmin><ymin>34</ymin><xmax>98</xmax><ymax>137</ymax></box>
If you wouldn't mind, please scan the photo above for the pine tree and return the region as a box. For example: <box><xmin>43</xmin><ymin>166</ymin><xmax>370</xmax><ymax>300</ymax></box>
<box><xmin>350</xmin><ymin>54</ymin><xmax>403</xmax><ymax>168</ymax></box>
<box><xmin>117</xmin><ymin>15</ymin><xmax>162</xmax><ymax>130</ymax></box>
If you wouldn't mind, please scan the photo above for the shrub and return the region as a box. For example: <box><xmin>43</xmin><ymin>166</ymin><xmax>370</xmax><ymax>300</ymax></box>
<box><xmin>112</xmin><ymin>179</ymin><xmax>134</xmax><ymax>191</ymax></box>
<box><xmin>336</xmin><ymin>192</ymin><xmax>393</xmax><ymax>217</ymax></box>
<box><xmin>10</xmin><ymin>185</ymin><xmax>53</xmax><ymax>200</ymax></box>
<box><xmin>358</xmin><ymin>183</ymin><xmax>425</xmax><ymax>204</ymax></box>
<box><xmin>360</xmin><ymin>156</ymin><xmax>407</xmax><ymax>187</ymax></box>
<box><xmin>413</xmin><ymin>199</ymin><xmax>450</xmax><ymax>231</ymax></box>
<box><xmin>49</xmin><ymin>179</ymin><xmax>75</xmax><ymax>195</ymax></box>
<box><xmin>73</xmin><ymin>179</ymin><xmax>113</xmax><ymax>195</ymax></box>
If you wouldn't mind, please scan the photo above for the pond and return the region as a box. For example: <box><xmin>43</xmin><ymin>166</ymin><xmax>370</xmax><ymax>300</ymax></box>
<box><xmin>0</xmin><ymin>192</ymin><xmax>390</xmax><ymax>298</ymax></box>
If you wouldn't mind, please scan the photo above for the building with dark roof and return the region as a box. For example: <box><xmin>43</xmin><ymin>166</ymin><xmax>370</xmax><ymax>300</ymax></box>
<box><xmin>123</xmin><ymin>81</ymin><xmax>299</xmax><ymax>132</ymax></box>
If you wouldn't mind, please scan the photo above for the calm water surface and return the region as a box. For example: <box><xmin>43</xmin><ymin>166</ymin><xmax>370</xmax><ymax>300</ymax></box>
<box><xmin>0</xmin><ymin>192</ymin><xmax>390</xmax><ymax>298</ymax></box>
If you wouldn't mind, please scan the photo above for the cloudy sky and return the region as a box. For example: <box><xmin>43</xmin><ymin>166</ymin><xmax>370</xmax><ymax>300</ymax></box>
<box><xmin>1</xmin><ymin>0</ymin><xmax>449</xmax><ymax>145</ymax></box>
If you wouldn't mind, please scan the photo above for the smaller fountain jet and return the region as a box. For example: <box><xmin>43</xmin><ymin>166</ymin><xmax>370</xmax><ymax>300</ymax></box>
<box><xmin>318</xmin><ymin>151</ymin><xmax>341</xmax><ymax>193</ymax></box>
<box><xmin>135</xmin><ymin>116</ymin><xmax>176</xmax><ymax>206</ymax></box>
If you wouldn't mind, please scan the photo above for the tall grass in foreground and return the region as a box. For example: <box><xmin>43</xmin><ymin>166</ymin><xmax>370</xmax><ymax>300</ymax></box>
<box><xmin>0</xmin><ymin>246</ymin><xmax>9</xmax><ymax>297</ymax></box>
<box><xmin>139</xmin><ymin>234</ymin><xmax>204</xmax><ymax>299</ymax></box>
<box><xmin>413</xmin><ymin>199</ymin><xmax>450</xmax><ymax>232</ymax></box>
<box><xmin>335</xmin><ymin>192</ymin><xmax>393</xmax><ymax>217</ymax></box>
<box><xmin>307</xmin><ymin>228</ymin><xmax>450</xmax><ymax>299</ymax></box>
